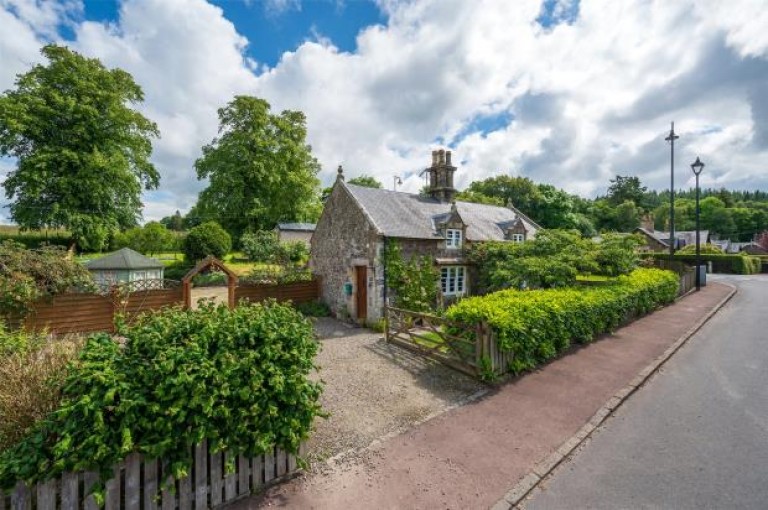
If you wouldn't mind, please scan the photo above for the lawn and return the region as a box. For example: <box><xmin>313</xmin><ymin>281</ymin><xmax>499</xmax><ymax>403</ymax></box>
<box><xmin>76</xmin><ymin>250</ymin><xmax>276</xmax><ymax>277</ymax></box>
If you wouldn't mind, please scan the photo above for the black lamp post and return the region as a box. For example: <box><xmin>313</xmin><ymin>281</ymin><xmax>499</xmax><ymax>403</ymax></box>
<box><xmin>393</xmin><ymin>175</ymin><xmax>403</xmax><ymax>191</ymax></box>
<box><xmin>691</xmin><ymin>156</ymin><xmax>705</xmax><ymax>290</ymax></box>
<box><xmin>665</xmin><ymin>122</ymin><xmax>679</xmax><ymax>260</ymax></box>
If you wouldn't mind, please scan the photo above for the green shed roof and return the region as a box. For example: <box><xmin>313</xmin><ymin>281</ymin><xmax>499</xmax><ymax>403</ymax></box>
<box><xmin>84</xmin><ymin>248</ymin><xmax>164</xmax><ymax>270</ymax></box>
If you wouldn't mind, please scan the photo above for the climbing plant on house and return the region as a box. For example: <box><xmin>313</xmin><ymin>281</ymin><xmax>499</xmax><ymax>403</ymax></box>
<box><xmin>383</xmin><ymin>241</ymin><xmax>438</xmax><ymax>313</ymax></box>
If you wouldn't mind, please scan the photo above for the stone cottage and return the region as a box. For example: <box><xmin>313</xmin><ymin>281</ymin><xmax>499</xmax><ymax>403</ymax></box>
<box><xmin>310</xmin><ymin>149</ymin><xmax>540</xmax><ymax>323</ymax></box>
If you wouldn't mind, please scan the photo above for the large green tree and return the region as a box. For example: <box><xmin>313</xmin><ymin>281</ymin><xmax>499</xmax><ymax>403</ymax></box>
<box><xmin>606</xmin><ymin>175</ymin><xmax>647</xmax><ymax>207</ymax></box>
<box><xmin>195</xmin><ymin>96</ymin><xmax>321</xmax><ymax>239</ymax></box>
<box><xmin>0</xmin><ymin>45</ymin><xmax>159</xmax><ymax>251</ymax></box>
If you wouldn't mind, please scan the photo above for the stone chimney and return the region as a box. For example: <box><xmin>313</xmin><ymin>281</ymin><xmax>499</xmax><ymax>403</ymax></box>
<box><xmin>640</xmin><ymin>213</ymin><xmax>654</xmax><ymax>231</ymax></box>
<box><xmin>426</xmin><ymin>149</ymin><xmax>457</xmax><ymax>203</ymax></box>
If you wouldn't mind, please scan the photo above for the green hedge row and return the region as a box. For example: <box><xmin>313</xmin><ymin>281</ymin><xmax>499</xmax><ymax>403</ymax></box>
<box><xmin>446</xmin><ymin>268</ymin><xmax>679</xmax><ymax>376</ymax></box>
<box><xmin>0</xmin><ymin>233</ymin><xmax>70</xmax><ymax>249</ymax></box>
<box><xmin>0</xmin><ymin>301</ymin><xmax>323</xmax><ymax>495</ymax></box>
<box><xmin>646</xmin><ymin>253</ymin><xmax>761</xmax><ymax>274</ymax></box>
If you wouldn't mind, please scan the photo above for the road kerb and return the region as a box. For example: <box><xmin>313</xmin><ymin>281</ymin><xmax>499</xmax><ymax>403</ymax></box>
<box><xmin>491</xmin><ymin>283</ymin><xmax>737</xmax><ymax>510</ymax></box>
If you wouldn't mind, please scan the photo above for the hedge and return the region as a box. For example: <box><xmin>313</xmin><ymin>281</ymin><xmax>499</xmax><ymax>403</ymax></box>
<box><xmin>445</xmin><ymin>268</ymin><xmax>679</xmax><ymax>375</ymax></box>
<box><xmin>0</xmin><ymin>233</ymin><xmax>70</xmax><ymax>249</ymax></box>
<box><xmin>0</xmin><ymin>301</ymin><xmax>323</xmax><ymax>496</ymax></box>
<box><xmin>646</xmin><ymin>253</ymin><xmax>761</xmax><ymax>274</ymax></box>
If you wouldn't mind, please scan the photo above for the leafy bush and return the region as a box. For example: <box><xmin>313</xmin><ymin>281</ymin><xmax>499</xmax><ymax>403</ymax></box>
<box><xmin>162</xmin><ymin>261</ymin><xmax>194</xmax><ymax>281</ymax></box>
<box><xmin>293</xmin><ymin>300</ymin><xmax>331</xmax><ymax>317</ymax></box>
<box><xmin>0</xmin><ymin>326</ymin><xmax>83</xmax><ymax>451</ymax></box>
<box><xmin>281</xmin><ymin>241</ymin><xmax>309</xmax><ymax>265</ymax></box>
<box><xmin>0</xmin><ymin>242</ymin><xmax>95</xmax><ymax>318</ymax></box>
<box><xmin>646</xmin><ymin>252</ymin><xmax>761</xmax><ymax>274</ymax></box>
<box><xmin>111</xmin><ymin>222</ymin><xmax>178</xmax><ymax>255</ymax></box>
<box><xmin>245</xmin><ymin>266</ymin><xmax>313</xmax><ymax>284</ymax></box>
<box><xmin>241</xmin><ymin>231</ymin><xmax>308</xmax><ymax>265</ymax></box>
<box><xmin>593</xmin><ymin>233</ymin><xmax>641</xmax><ymax>276</ymax></box>
<box><xmin>183</xmin><ymin>221</ymin><xmax>232</xmax><ymax>262</ymax></box>
<box><xmin>384</xmin><ymin>241</ymin><xmax>438</xmax><ymax>312</ymax></box>
<box><xmin>446</xmin><ymin>268</ymin><xmax>679</xmax><ymax>375</ymax></box>
<box><xmin>241</xmin><ymin>230</ymin><xmax>280</xmax><ymax>262</ymax></box>
<box><xmin>0</xmin><ymin>301</ymin><xmax>323</xmax><ymax>494</ymax></box>
<box><xmin>468</xmin><ymin>230</ymin><xmax>598</xmax><ymax>292</ymax></box>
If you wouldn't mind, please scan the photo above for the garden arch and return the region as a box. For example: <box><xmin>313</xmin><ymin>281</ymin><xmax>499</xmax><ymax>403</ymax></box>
<box><xmin>182</xmin><ymin>256</ymin><xmax>239</xmax><ymax>309</ymax></box>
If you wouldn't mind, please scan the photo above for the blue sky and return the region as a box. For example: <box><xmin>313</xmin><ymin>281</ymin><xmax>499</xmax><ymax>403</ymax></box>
<box><xmin>1</xmin><ymin>0</ymin><xmax>767</xmax><ymax>222</ymax></box>
<box><xmin>75</xmin><ymin>0</ymin><xmax>386</xmax><ymax>69</ymax></box>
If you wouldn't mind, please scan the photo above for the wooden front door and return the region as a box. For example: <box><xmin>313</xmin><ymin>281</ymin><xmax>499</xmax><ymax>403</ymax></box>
<box><xmin>355</xmin><ymin>266</ymin><xmax>367</xmax><ymax>320</ymax></box>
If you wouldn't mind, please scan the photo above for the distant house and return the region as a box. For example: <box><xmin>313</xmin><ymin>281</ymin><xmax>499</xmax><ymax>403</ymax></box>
<box><xmin>635</xmin><ymin>227</ymin><xmax>710</xmax><ymax>252</ymax></box>
<box><xmin>275</xmin><ymin>223</ymin><xmax>315</xmax><ymax>246</ymax></box>
<box><xmin>310</xmin><ymin>149</ymin><xmax>540</xmax><ymax>323</ymax></box>
<box><xmin>85</xmin><ymin>248</ymin><xmax>164</xmax><ymax>287</ymax></box>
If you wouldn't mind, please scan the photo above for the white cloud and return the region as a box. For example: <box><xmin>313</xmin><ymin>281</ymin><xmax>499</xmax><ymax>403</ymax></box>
<box><xmin>1</xmin><ymin>0</ymin><xmax>767</xmax><ymax>224</ymax></box>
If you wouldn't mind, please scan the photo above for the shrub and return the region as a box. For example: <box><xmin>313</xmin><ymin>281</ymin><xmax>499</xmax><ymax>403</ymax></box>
<box><xmin>0</xmin><ymin>242</ymin><xmax>95</xmax><ymax>318</ymax></box>
<box><xmin>468</xmin><ymin>230</ymin><xmax>599</xmax><ymax>292</ymax></box>
<box><xmin>281</xmin><ymin>241</ymin><xmax>309</xmax><ymax>265</ymax></box>
<box><xmin>163</xmin><ymin>261</ymin><xmax>194</xmax><ymax>281</ymax></box>
<box><xmin>0</xmin><ymin>326</ymin><xmax>83</xmax><ymax>451</ymax></box>
<box><xmin>646</xmin><ymin>253</ymin><xmax>761</xmax><ymax>274</ymax></box>
<box><xmin>384</xmin><ymin>241</ymin><xmax>438</xmax><ymax>312</ymax></box>
<box><xmin>593</xmin><ymin>233</ymin><xmax>641</xmax><ymax>276</ymax></box>
<box><xmin>241</xmin><ymin>230</ymin><xmax>280</xmax><ymax>262</ymax></box>
<box><xmin>183</xmin><ymin>221</ymin><xmax>232</xmax><ymax>262</ymax></box>
<box><xmin>111</xmin><ymin>222</ymin><xmax>177</xmax><ymax>255</ymax></box>
<box><xmin>0</xmin><ymin>301</ymin><xmax>323</xmax><ymax>494</ymax></box>
<box><xmin>241</xmin><ymin>231</ymin><xmax>308</xmax><ymax>266</ymax></box>
<box><xmin>446</xmin><ymin>268</ymin><xmax>679</xmax><ymax>375</ymax></box>
<box><xmin>293</xmin><ymin>300</ymin><xmax>331</xmax><ymax>317</ymax></box>
<box><xmin>677</xmin><ymin>243</ymin><xmax>723</xmax><ymax>254</ymax></box>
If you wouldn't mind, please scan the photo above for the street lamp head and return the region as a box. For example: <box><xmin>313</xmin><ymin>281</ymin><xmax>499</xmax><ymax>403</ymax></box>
<box><xmin>691</xmin><ymin>156</ymin><xmax>704</xmax><ymax>176</ymax></box>
<box><xmin>395</xmin><ymin>176</ymin><xmax>402</xmax><ymax>185</ymax></box>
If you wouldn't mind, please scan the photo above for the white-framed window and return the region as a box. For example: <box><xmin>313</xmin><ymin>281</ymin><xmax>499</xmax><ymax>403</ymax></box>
<box><xmin>511</xmin><ymin>233</ymin><xmax>525</xmax><ymax>243</ymax></box>
<box><xmin>441</xmin><ymin>266</ymin><xmax>466</xmax><ymax>296</ymax></box>
<box><xmin>446</xmin><ymin>229</ymin><xmax>463</xmax><ymax>249</ymax></box>
<box><xmin>132</xmin><ymin>271</ymin><xmax>147</xmax><ymax>281</ymax></box>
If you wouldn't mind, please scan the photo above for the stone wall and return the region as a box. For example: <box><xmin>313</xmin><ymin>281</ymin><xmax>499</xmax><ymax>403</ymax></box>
<box><xmin>277</xmin><ymin>230</ymin><xmax>313</xmax><ymax>246</ymax></box>
<box><xmin>310</xmin><ymin>182</ymin><xmax>378</xmax><ymax>321</ymax></box>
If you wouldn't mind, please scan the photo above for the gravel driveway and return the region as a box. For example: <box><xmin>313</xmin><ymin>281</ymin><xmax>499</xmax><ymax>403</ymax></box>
<box><xmin>307</xmin><ymin>318</ymin><xmax>486</xmax><ymax>465</ymax></box>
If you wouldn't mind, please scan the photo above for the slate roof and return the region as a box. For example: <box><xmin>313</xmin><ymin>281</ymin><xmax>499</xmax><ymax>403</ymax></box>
<box><xmin>635</xmin><ymin>228</ymin><xmax>710</xmax><ymax>249</ymax></box>
<box><xmin>276</xmin><ymin>222</ymin><xmax>316</xmax><ymax>232</ymax></box>
<box><xmin>84</xmin><ymin>248</ymin><xmax>164</xmax><ymax>270</ymax></box>
<box><xmin>343</xmin><ymin>182</ymin><xmax>539</xmax><ymax>241</ymax></box>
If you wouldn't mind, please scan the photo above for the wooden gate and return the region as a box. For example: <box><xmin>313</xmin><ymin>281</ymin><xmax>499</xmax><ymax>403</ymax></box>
<box><xmin>385</xmin><ymin>306</ymin><xmax>480</xmax><ymax>376</ymax></box>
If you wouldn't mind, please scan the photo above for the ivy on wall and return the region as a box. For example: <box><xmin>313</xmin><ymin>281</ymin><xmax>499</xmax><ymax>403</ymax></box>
<box><xmin>383</xmin><ymin>240</ymin><xmax>438</xmax><ymax>313</ymax></box>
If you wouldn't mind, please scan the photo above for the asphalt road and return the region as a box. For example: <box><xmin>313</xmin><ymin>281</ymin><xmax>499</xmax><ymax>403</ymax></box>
<box><xmin>525</xmin><ymin>275</ymin><xmax>768</xmax><ymax>510</ymax></box>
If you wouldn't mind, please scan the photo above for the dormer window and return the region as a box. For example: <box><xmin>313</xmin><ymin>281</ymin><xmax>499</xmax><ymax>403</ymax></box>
<box><xmin>511</xmin><ymin>233</ymin><xmax>525</xmax><ymax>243</ymax></box>
<box><xmin>446</xmin><ymin>229</ymin><xmax>462</xmax><ymax>249</ymax></box>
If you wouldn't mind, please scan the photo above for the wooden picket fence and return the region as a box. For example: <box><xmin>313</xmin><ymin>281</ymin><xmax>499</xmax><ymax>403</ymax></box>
<box><xmin>0</xmin><ymin>440</ymin><xmax>302</xmax><ymax>510</ymax></box>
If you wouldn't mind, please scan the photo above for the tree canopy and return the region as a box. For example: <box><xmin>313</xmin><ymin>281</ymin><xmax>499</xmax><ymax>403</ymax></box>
<box><xmin>347</xmin><ymin>175</ymin><xmax>382</xmax><ymax>188</ymax></box>
<box><xmin>194</xmin><ymin>96</ymin><xmax>321</xmax><ymax>240</ymax></box>
<box><xmin>0</xmin><ymin>45</ymin><xmax>160</xmax><ymax>251</ymax></box>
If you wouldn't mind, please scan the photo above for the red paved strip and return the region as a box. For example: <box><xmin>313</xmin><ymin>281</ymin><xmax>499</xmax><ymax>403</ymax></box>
<box><xmin>230</xmin><ymin>283</ymin><xmax>733</xmax><ymax>510</ymax></box>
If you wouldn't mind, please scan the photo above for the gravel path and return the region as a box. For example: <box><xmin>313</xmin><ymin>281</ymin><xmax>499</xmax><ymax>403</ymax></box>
<box><xmin>307</xmin><ymin>318</ymin><xmax>486</xmax><ymax>465</ymax></box>
<box><xmin>190</xmin><ymin>287</ymin><xmax>229</xmax><ymax>309</ymax></box>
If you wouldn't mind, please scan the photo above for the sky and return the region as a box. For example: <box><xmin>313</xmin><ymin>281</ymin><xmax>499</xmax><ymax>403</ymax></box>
<box><xmin>1</xmin><ymin>0</ymin><xmax>767</xmax><ymax>223</ymax></box>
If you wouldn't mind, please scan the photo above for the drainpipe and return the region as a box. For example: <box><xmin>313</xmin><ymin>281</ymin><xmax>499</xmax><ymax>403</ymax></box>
<box><xmin>382</xmin><ymin>236</ymin><xmax>388</xmax><ymax>339</ymax></box>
